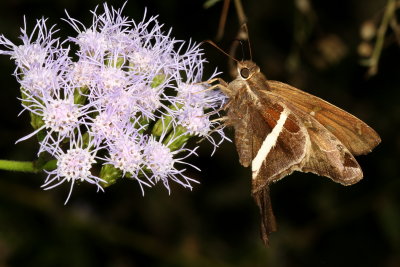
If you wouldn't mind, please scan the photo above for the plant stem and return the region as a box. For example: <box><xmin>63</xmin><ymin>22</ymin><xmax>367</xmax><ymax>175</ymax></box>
<box><xmin>0</xmin><ymin>160</ymin><xmax>38</xmax><ymax>173</ymax></box>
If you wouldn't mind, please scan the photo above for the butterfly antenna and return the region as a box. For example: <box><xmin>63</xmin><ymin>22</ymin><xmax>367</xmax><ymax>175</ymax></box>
<box><xmin>240</xmin><ymin>23</ymin><xmax>252</xmax><ymax>61</ymax></box>
<box><xmin>238</xmin><ymin>40</ymin><xmax>246</xmax><ymax>61</ymax></box>
<box><xmin>201</xmin><ymin>40</ymin><xmax>240</xmax><ymax>63</ymax></box>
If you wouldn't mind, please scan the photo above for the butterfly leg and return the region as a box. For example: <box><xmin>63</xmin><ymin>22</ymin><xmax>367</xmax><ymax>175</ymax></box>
<box><xmin>192</xmin><ymin>77</ymin><xmax>227</xmax><ymax>87</ymax></box>
<box><xmin>193</xmin><ymin>78</ymin><xmax>232</xmax><ymax>96</ymax></box>
<box><xmin>210</xmin><ymin>116</ymin><xmax>229</xmax><ymax>123</ymax></box>
<box><xmin>202</xmin><ymin>100</ymin><xmax>233</xmax><ymax>117</ymax></box>
<box><xmin>196</xmin><ymin>116</ymin><xmax>230</xmax><ymax>145</ymax></box>
<box><xmin>204</xmin><ymin>77</ymin><xmax>228</xmax><ymax>87</ymax></box>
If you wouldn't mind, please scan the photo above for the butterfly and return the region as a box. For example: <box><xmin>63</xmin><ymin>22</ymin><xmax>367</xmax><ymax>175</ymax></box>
<box><xmin>208</xmin><ymin>56</ymin><xmax>381</xmax><ymax>245</ymax></box>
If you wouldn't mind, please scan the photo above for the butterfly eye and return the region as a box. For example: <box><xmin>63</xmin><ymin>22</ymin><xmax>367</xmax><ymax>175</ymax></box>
<box><xmin>240</xmin><ymin>68</ymin><xmax>250</xmax><ymax>79</ymax></box>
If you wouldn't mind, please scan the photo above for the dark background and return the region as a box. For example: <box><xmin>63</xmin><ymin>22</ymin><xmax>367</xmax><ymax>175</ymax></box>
<box><xmin>0</xmin><ymin>0</ymin><xmax>399</xmax><ymax>266</ymax></box>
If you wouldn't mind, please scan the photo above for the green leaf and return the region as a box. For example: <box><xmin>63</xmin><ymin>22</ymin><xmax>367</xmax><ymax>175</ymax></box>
<box><xmin>74</xmin><ymin>86</ymin><xmax>89</xmax><ymax>105</ymax></box>
<box><xmin>152</xmin><ymin>103</ymin><xmax>183</xmax><ymax>137</ymax></box>
<box><xmin>151</xmin><ymin>74</ymin><xmax>166</xmax><ymax>88</ymax></box>
<box><xmin>164</xmin><ymin>125</ymin><xmax>192</xmax><ymax>151</ymax></box>
<box><xmin>100</xmin><ymin>164</ymin><xmax>122</xmax><ymax>187</ymax></box>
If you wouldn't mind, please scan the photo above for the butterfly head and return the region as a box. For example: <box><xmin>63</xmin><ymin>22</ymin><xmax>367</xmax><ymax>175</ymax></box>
<box><xmin>237</xmin><ymin>60</ymin><xmax>260</xmax><ymax>81</ymax></box>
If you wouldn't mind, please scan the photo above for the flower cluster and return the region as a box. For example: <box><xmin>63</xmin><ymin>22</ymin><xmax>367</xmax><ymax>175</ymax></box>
<box><xmin>0</xmin><ymin>3</ymin><xmax>227</xmax><ymax>203</ymax></box>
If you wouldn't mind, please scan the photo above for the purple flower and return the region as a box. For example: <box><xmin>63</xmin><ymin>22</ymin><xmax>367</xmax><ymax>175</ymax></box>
<box><xmin>89</xmin><ymin>111</ymin><xmax>125</xmax><ymax>145</ymax></box>
<box><xmin>20</xmin><ymin>51</ymin><xmax>71</xmax><ymax>96</ymax></box>
<box><xmin>104</xmin><ymin>128</ymin><xmax>151</xmax><ymax>193</ymax></box>
<box><xmin>142</xmin><ymin>135</ymin><xmax>200</xmax><ymax>193</ymax></box>
<box><xmin>18</xmin><ymin>86</ymin><xmax>94</xmax><ymax>155</ymax></box>
<box><xmin>0</xmin><ymin>2</ymin><xmax>228</xmax><ymax>201</ymax></box>
<box><xmin>0</xmin><ymin>18</ymin><xmax>61</xmax><ymax>72</ymax></box>
<box><xmin>69</xmin><ymin>60</ymin><xmax>100</xmax><ymax>88</ymax></box>
<box><xmin>41</xmin><ymin>136</ymin><xmax>105</xmax><ymax>204</ymax></box>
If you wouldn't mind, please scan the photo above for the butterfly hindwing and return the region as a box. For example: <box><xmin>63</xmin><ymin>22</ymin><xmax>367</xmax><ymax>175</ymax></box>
<box><xmin>262</xmin><ymin>88</ymin><xmax>364</xmax><ymax>185</ymax></box>
<box><xmin>227</xmin><ymin>88</ymin><xmax>270</xmax><ymax>168</ymax></box>
<box><xmin>251</xmin><ymin>103</ymin><xmax>309</xmax><ymax>192</ymax></box>
<box><xmin>301</xmin><ymin>114</ymin><xmax>363</xmax><ymax>185</ymax></box>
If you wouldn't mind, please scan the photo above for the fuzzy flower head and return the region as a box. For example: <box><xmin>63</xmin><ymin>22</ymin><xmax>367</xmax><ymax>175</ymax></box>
<box><xmin>142</xmin><ymin>135</ymin><xmax>200</xmax><ymax>193</ymax></box>
<box><xmin>70</xmin><ymin>60</ymin><xmax>100</xmax><ymax>88</ymax></box>
<box><xmin>41</xmin><ymin>137</ymin><xmax>104</xmax><ymax>204</ymax></box>
<box><xmin>97</xmin><ymin>66</ymin><xmax>128</xmax><ymax>93</ymax></box>
<box><xmin>177</xmin><ymin>106</ymin><xmax>211</xmax><ymax>136</ymax></box>
<box><xmin>77</xmin><ymin>29</ymin><xmax>110</xmax><ymax>54</ymax></box>
<box><xmin>109</xmin><ymin>138</ymin><xmax>143</xmax><ymax>174</ymax></box>
<box><xmin>105</xmin><ymin>128</ymin><xmax>146</xmax><ymax>176</ymax></box>
<box><xmin>90</xmin><ymin>111</ymin><xmax>124</xmax><ymax>145</ymax></box>
<box><xmin>144</xmin><ymin>139</ymin><xmax>174</xmax><ymax>178</ymax></box>
<box><xmin>20</xmin><ymin>67</ymin><xmax>60</xmax><ymax>96</ymax></box>
<box><xmin>13</xmin><ymin>43</ymin><xmax>48</xmax><ymax>70</ymax></box>
<box><xmin>17</xmin><ymin>87</ymin><xmax>93</xmax><ymax>156</ymax></box>
<box><xmin>43</xmin><ymin>99</ymin><xmax>81</xmax><ymax>135</ymax></box>
<box><xmin>0</xmin><ymin>3</ymin><xmax>228</xmax><ymax>202</ymax></box>
<box><xmin>0</xmin><ymin>18</ymin><xmax>60</xmax><ymax>72</ymax></box>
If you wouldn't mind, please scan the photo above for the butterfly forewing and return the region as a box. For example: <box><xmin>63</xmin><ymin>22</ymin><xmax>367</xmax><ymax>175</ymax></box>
<box><xmin>267</xmin><ymin>80</ymin><xmax>381</xmax><ymax>155</ymax></box>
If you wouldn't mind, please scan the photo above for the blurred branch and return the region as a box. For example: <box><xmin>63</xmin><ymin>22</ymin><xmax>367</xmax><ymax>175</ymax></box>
<box><xmin>233</xmin><ymin>0</ymin><xmax>247</xmax><ymax>26</ymax></box>
<box><xmin>216</xmin><ymin>0</ymin><xmax>230</xmax><ymax>40</ymax></box>
<box><xmin>286</xmin><ymin>0</ymin><xmax>317</xmax><ymax>73</ymax></box>
<box><xmin>363</xmin><ymin>0</ymin><xmax>397</xmax><ymax>77</ymax></box>
<box><xmin>389</xmin><ymin>14</ymin><xmax>400</xmax><ymax>45</ymax></box>
<box><xmin>215</xmin><ymin>0</ymin><xmax>247</xmax><ymax>41</ymax></box>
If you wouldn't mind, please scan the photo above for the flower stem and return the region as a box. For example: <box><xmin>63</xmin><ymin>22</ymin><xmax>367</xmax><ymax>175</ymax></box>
<box><xmin>0</xmin><ymin>160</ymin><xmax>38</xmax><ymax>173</ymax></box>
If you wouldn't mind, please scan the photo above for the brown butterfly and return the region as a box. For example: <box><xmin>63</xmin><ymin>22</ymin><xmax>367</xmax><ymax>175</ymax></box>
<box><xmin>208</xmin><ymin>52</ymin><xmax>381</xmax><ymax>245</ymax></box>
